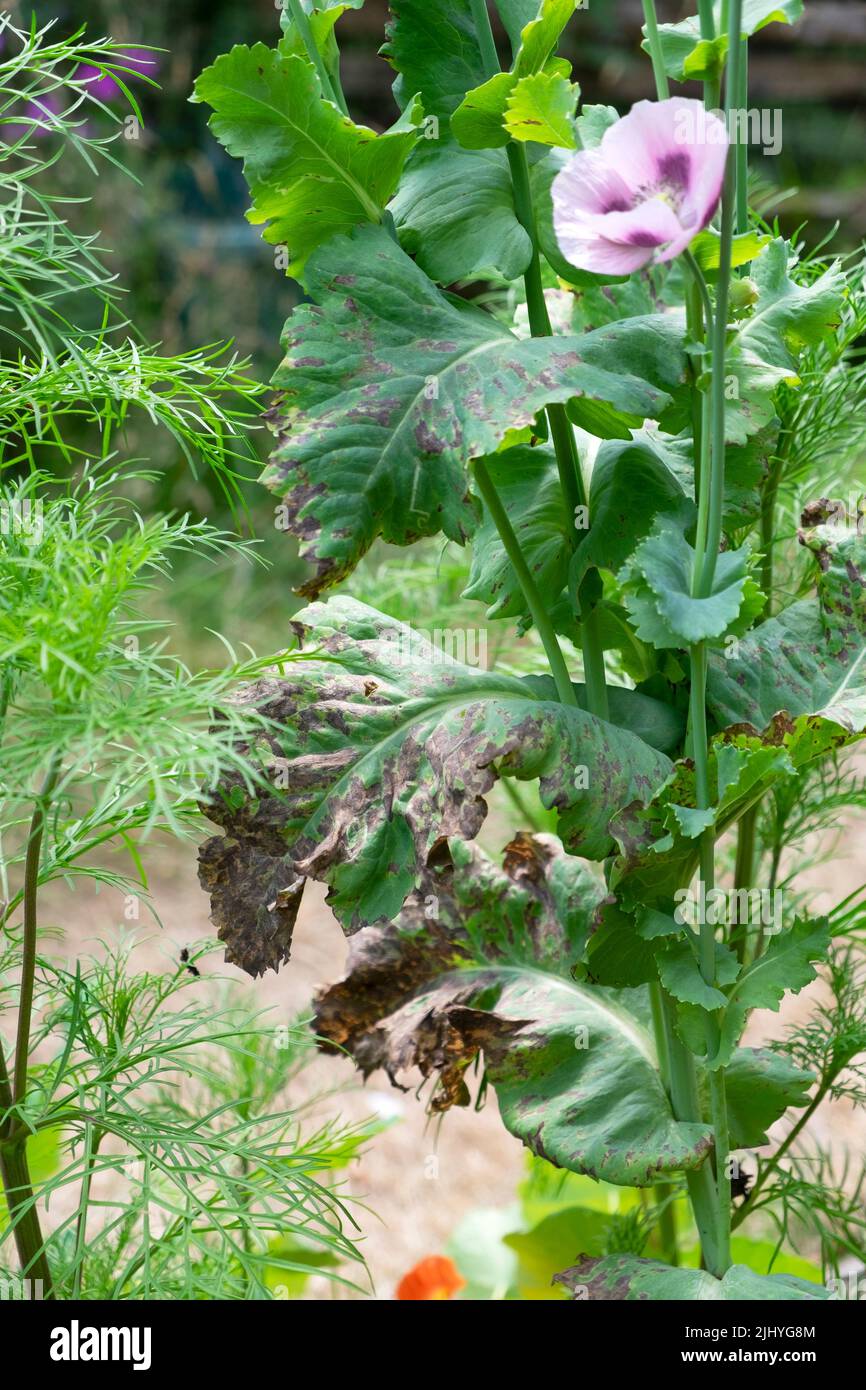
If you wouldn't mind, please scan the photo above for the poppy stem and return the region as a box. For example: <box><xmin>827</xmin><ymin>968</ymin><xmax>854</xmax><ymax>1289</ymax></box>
<box><xmin>470</xmin><ymin>0</ymin><xmax>609</xmax><ymax>721</ymax></box>
<box><xmin>683</xmin><ymin>0</ymin><xmax>744</xmax><ymax>1281</ymax></box>
<box><xmin>285</xmin><ymin>0</ymin><xmax>349</xmax><ymax>116</ymax></box>
<box><xmin>473</xmin><ymin>459</ymin><xmax>579</xmax><ymax>710</ymax></box>
<box><xmin>698</xmin><ymin>0</ymin><xmax>721</xmax><ymax>108</ymax></box>
<box><xmin>641</xmin><ymin>0</ymin><xmax>670</xmax><ymax>100</ymax></box>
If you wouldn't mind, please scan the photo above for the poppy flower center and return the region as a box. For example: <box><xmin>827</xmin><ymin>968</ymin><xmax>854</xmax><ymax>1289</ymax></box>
<box><xmin>644</xmin><ymin>151</ymin><xmax>694</xmax><ymax>222</ymax></box>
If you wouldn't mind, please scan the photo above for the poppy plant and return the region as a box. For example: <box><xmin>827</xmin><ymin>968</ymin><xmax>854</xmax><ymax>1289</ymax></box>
<box><xmin>196</xmin><ymin>0</ymin><xmax>863</xmax><ymax>1305</ymax></box>
<box><xmin>551</xmin><ymin>97</ymin><xmax>729</xmax><ymax>274</ymax></box>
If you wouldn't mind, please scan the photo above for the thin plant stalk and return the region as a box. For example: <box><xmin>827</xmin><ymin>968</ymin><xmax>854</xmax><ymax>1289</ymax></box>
<box><xmin>285</xmin><ymin>0</ymin><xmax>349</xmax><ymax>115</ymax></box>
<box><xmin>0</xmin><ymin>757</ymin><xmax>62</xmax><ymax>1293</ymax></box>
<box><xmin>657</xmin><ymin>988</ymin><xmax>723</xmax><ymax>1272</ymax></box>
<box><xmin>683</xmin><ymin>0</ymin><xmax>745</xmax><ymax>1278</ymax></box>
<box><xmin>13</xmin><ymin>756</ymin><xmax>61</xmax><ymax>1104</ymax></box>
<box><xmin>473</xmin><ymin>460</ymin><xmax>579</xmax><ymax>709</ymax></box>
<box><xmin>732</xmin><ymin>803</ymin><xmax>758</xmax><ymax>964</ymax></box>
<box><xmin>697</xmin><ymin>0</ymin><xmax>721</xmax><ymax>108</ymax></box>
<box><xmin>641</xmin><ymin>0</ymin><xmax>670</xmax><ymax>99</ymax></box>
<box><xmin>470</xmin><ymin>0</ymin><xmax>609</xmax><ymax>719</ymax></box>
<box><xmin>735</xmin><ymin>38</ymin><xmax>749</xmax><ymax>237</ymax></box>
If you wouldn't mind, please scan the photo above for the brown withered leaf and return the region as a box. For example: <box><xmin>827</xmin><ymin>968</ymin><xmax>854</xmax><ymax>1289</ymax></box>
<box><xmin>197</xmin><ymin>834</ymin><xmax>302</xmax><ymax>978</ymax></box>
<box><xmin>314</xmin><ymin>835</ymin><xmax>713</xmax><ymax>1186</ymax></box>
<box><xmin>197</xmin><ymin>596</ymin><xmax>673</xmax><ymax>973</ymax></box>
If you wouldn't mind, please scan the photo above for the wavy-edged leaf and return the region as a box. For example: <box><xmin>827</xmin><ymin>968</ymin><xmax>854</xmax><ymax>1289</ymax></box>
<box><xmin>608</xmin><ymin>732</ymin><xmax>813</xmax><ymax>909</ymax></box>
<box><xmin>555</xmin><ymin>1253</ymin><xmax>829</xmax><ymax>1300</ymax></box>
<box><xmin>192</xmin><ymin>46</ymin><xmax>422</xmax><ymax>279</ymax></box>
<box><xmin>680</xmin><ymin>917</ymin><xmax>831</xmax><ymax>1070</ymax></box>
<box><xmin>314</xmin><ymin>834</ymin><xmax>713</xmax><ymax>1185</ymax></box>
<box><xmin>618</xmin><ymin>517</ymin><xmax>764</xmax><ymax>649</ymax></box>
<box><xmin>198</xmin><ymin>597</ymin><xmax>673</xmax><ymax>960</ymax></box>
<box><xmin>390</xmin><ymin>143</ymin><xmax>533</xmax><ymax>283</ymax></box>
<box><xmin>383</xmin><ymin>0</ymin><xmax>487</xmax><ymax>119</ymax></box>
<box><xmin>645</xmin><ymin>1</ymin><xmax>804</xmax><ymax>84</ymax></box>
<box><xmin>719</xmin><ymin>1048</ymin><xmax>815</xmax><ymax>1148</ymax></box>
<box><xmin>722</xmin><ymin>239</ymin><xmax>844</xmax><ymax>444</ymax></box>
<box><xmin>278</xmin><ymin>0</ymin><xmax>364</xmax><ymax>91</ymax></box>
<box><xmin>504</xmin><ymin>71</ymin><xmax>578</xmax><ymax>147</ymax></box>
<box><xmin>645</xmin><ymin>425</ymin><xmax>776</xmax><ymax>530</ymax></box>
<box><xmin>708</xmin><ymin>508</ymin><xmax>866</xmax><ymax>734</ymax></box>
<box><xmin>383</xmin><ymin>0</ymin><xmax>533</xmax><ymax>283</ymax></box>
<box><xmin>691</xmin><ymin>228</ymin><xmax>772</xmax><ymax>276</ymax></box>
<box><xmin>572</xmin><ymin>437</ymin><xmax>692</xmax><ymax>590</ymax></box>
<box><xmin>656</xmin><ymin>936</ymin><xmax>738</xmax><ymax>1010</ymax></box>
<box><xmin>264</xmin><ymin>224</ymin><xmax>685</xmax><ymax>597</ymax></box>
<box><xmin>451</xmin><ymin>0</ymin><xmax>576</xmax><ymax>149</ymax></box>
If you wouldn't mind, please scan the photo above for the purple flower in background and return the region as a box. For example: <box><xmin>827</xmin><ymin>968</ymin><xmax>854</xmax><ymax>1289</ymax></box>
<box><xmin>78</xmin><ymin>47</ymin><xmax>158</xmax><ymax>101</ymax></box>
<box><xmin>2</xmin><ymin>90</ymin><xmax>63</xmax><ymax>141</ymax></box>
<box><xmin>552</xmin><ymin>97</ymin><xmax>729</xmax><ymax>275</ymax></box>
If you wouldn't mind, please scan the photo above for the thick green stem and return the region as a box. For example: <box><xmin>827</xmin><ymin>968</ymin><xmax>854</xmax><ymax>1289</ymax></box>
<box><xmin>286</xmin><ymin>0</ymin><xmax>349</xmax><ymax>114</ymax></box>
<box><xmin>679</xmin><ymin>1</ymin><xmax>744</xmax><ymax>1280</ymax></box>
<box><xmin>708</xmin><ymin>1071</ymin><xmax>732</xmax><ymax>1262</ymax></box>
<box><xmin>471</xmin><ymin>0</ymin><xmax>609</xmax><ymax>718</ymax></box>
<box><xmin>505</xmin><ymin>142</ymin><xmax>588</xmax><ymax>527</ymax></box>
<box><xmin>658</xmin><ymin>988</ymin><xmax>723</xmax><ymax>1273</ymax></box>
<box><xmin>700</xmin><ymin>262</ymin><xmax>732</xmax><ymax>592</ymax></box>
<box><xmin>470</xmin><ymin>0</ymin><xmax>501</xmax><ymax>75</ymax></box>
<box><xmin>760</xmin><ymin>435</ymin><xmax>789</xmax><ymax>614</ymax></box>
<box><xmin>648</xmin><ymin>982</ymin><xmax>678</xmax><ymax>1265</ymax></box>
<box><xmin>732</xmin><ymin>804</ymin><xmax>757</xmax><ymax>964</ymax></box>
<box><xmin>649</xmin><ymin>980</ymin><xmax>671</xmax><ymax>1089</ymax></box>
<box><xmin>685</xmin><ymin>280</ymin><xmax>704</xmax><ymax>488</ymax></box>
<box><xmin>697</xmin><ymin>0</ymin><xmax>716</xmax><ymax>38</ymax></box>
<box><xmin>0</xmin><ymin>1141</ymin><xmax>54</xmax><ymax>1294</ymax></box>
<box><xmin>697</xmin><ymin>0</ymin><xmax>721</xmax><ymax>108</ymax></box>
<box><xmin>641</xmin><ymin>0</ymin><xmax>670</xmax><ymax>99</ymax></box>
<box><xmin>683</xmin><ymin>252</ymin><xmax>714</xmax><ymax>559</ymax></box>
<box><xmin>0</xmin><ymin>759</ymin><xmax>61</xmax><ymax>1294</ymax></box>
<box><xmin>14</xmin><ymin>758</ymin><xmax>60</xmax><ymax>1105</ymax></box>
<box><xmin>577</xmin><ymin>586</ymin><xmax>610</xmax><ymax>721</ymax></box>
<box><xmin>700</xmin><ymin>1</ymin><xmax>743</xmax><ymax>600</ymax></box>
<box><xmin>735</xmin><ymin>39</ymin><xmax>749</xmax><ymax>237</ymax></box>
<box><xmin>473</xmin><ymin>460</ymin><xmax>578</xmax><ymax>709</ymax></box>
<box><xmin>688</xmin><ymin>509</ymin><xmax>732</xmax><ymax>1278</ymax></box>
<box><xmin>656</xmin><ymin>1184</ymin><xmax>679</xmax><ymax>1266</ymax></box>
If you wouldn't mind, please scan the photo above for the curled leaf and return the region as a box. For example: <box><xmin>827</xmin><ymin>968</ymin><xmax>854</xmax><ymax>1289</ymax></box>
<box><xmin>315</xmin><ymin>834</ymin><xmax>713</xmax><ymax>1185</ymax></box>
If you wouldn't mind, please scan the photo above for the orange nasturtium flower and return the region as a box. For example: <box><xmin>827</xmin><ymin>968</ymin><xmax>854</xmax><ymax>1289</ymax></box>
<box><xmin>396</xmin><ymin>1255</ymin><xmax>466</xmax><ymax>1301</ymax></box>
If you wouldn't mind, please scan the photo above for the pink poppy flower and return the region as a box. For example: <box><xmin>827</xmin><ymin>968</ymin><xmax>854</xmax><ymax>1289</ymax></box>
<box><xmin>552</xmin><ymin>97</ymin><xmax>729</xmax><ymax>276</ymax></box>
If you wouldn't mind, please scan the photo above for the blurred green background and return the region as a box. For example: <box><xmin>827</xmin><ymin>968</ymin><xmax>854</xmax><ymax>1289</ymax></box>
<box><xmin>10</xmin><ymin>0</ymin><xmax>866</xmax><ymax>647</ymax></box>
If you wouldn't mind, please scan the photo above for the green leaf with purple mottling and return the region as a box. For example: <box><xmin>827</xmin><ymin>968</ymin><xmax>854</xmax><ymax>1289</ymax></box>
<box><xmin>708</xmin><ymin>509</ymin><xmax>866</xmax><ymax>734</ymax></box>
<box><xmin>263</xmin><ymin>224</ymin><xmax>686</xmax><ymax>597</ymax></box>
<box><xmin>555</xmin><ymin>1253</ymin><xmax>830</xmax><ymax>1300</ymax></box>
<box><xmin>198</xmin><ymin>596</ymin><xmax>672</xmax><ymax>964</ymax></box>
